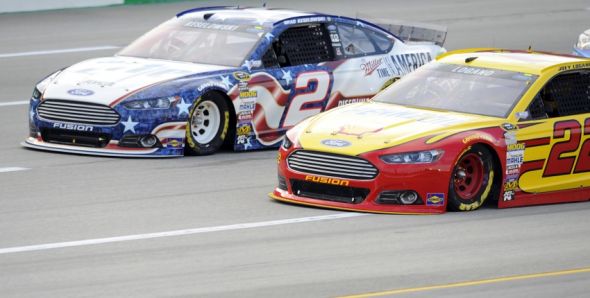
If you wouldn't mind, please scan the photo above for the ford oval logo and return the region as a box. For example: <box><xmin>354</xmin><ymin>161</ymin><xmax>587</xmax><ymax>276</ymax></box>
<box><xmin>321</xmin><ymin>139</ymin><xmax>351</xmax><ymax>147</ymax></box>
<box><xmin>67</xmin><ymin>89</ymin><xmax>94</xmax><ymax>96</ymax></box>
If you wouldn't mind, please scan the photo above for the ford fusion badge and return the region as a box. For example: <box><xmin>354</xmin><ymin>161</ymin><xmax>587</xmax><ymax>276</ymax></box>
<box><xmin>67</xmin><ymin>89</ymin><xmax>94</xmax><ymax>96</ymax></box>
<box><xmin>321</xmin><ymin>139</ymin><xmax>351</xmax><ymax>147</ymax></box>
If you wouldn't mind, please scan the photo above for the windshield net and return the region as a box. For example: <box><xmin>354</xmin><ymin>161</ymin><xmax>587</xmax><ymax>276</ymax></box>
<box><xmin>117</xmin><ymin>18</ymin><xmax>263</xmax><ymax>67</ymax></box>
<box><xmin>373</xmin><ymin>63</ymin><xmax>537</xmax><ymax>118</ymax></box>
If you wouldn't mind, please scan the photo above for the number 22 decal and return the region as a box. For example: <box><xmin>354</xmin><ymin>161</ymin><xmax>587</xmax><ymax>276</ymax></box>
<box><xmin>543</xmin><ymin>118</ymin><xmax>590</xmax><ymax>177</ymax></box>
<box><xmin>282</xmin><ymin>70</ymin><xmax>331</xmax><ymax>127</ymax></box>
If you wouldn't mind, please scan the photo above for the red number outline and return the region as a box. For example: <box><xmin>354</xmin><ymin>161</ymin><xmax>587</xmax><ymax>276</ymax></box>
<box><xmin>543</xmin><ymin>120</ymin><xmax>582</xmax><ymax>177</ymax></box>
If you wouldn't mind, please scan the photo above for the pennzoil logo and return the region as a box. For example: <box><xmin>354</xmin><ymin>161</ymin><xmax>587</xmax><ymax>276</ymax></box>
<box><xmin>305</xmin><ymin>175</ymin><xmax>350</xmax><ymax>186</ymax></box>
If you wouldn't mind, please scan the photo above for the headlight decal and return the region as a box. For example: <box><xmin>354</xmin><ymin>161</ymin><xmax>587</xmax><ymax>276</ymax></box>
<box><xmin>380</xmin><ymin>149</ymin><xmax>444</xmax><ymax>164</ymax></box>
<box><xmin>123</xmin><ymin>96</ymin><xmax>180</xmax><ymax>110</ymax></box>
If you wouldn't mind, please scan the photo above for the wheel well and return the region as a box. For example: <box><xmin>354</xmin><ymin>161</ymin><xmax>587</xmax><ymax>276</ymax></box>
<box><xmin>203</xmin><ymin>90</ymin><xmax>236</xmax><ymax>148</ymax></box>
<box><xmin>475</xmin><ymin>142</ymin><xmax>503</xmax><ymax>206</ymax></box>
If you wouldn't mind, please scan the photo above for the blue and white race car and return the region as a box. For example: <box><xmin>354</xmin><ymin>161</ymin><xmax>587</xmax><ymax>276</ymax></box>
<box><xmin>573</xmin><ymin>28</ymin><xmax>590</xmax><ymax>57</ymax></box>
<box><xmin>25</xmin><ymin>6</ymin><xmax>446</xmax><ymax>157</ymax></box>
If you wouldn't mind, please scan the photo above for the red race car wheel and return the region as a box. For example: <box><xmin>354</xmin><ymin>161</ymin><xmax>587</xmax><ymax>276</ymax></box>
<box><xmin>448</xmin><ymin>145</ymin><xmax>497</xmax><ymax>211</ymax></box>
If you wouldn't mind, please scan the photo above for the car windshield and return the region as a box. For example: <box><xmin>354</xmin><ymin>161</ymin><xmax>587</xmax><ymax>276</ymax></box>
<box><xmin>373</xmin><ymin>62</ymin><xmax>537</xmax><ymax>118</ymax></box>
<box><xmin>117</xmin><ymin>18</ymin><xmax>264</xmax><ymax>67</ymax></box>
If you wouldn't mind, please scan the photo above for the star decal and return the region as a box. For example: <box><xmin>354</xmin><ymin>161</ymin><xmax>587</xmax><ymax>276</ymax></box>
<box><xmin>356</xmin><ymin>21</ymin><xmax>365</xmax><ymax>28</ymax></box>
<box><xmin>243</xmin><ymin>136</ymin><xmax>252</xmax><ymax>150</ymax></box>
<box><xmin>264</xmin><ymin>32</ymin><xmax>274</xmax><ymax>41</ymax></box>
<box><xmin>121</xmin><ymin>115</ymin><xmax>138</xmax><ymax>133</ymax></box>
<box><xmin>281</xmin><ymin>70</ymin><xmax>293</xmax><ymax>85</ymax></box>
<box><xmin>29</xmin><ymin>109</ymin><xmax>35</xmax><ymax>122</ymax></box>
<box><xmin>177</xmin><ymin>99</ymin><xmax>191</xmax><ymax>116</ymax></box>
<box><xmin>220</xmin><ymin>75</ymin><xmax>232</xmax><ymax>89</ymax></box>
<box><xmin>243</xmin><ymin>60</ymin><xmax>253</xmax><ymax>71</ymax></box>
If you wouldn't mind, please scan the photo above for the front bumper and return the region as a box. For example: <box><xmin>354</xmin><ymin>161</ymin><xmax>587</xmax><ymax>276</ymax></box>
<box><xmin>26</xmin><ymin>99</ymin><xmax>187</xmax><ymax>157</ymax></box>
<box><xmin>22</xmin><ymin>136</ymin><xmax>175</xmax><ymax>157</ymax></box>
<box><xmin>272</xmin><ymin>148</ymin><xmax>452</xmax><ymax>214</ymax></box>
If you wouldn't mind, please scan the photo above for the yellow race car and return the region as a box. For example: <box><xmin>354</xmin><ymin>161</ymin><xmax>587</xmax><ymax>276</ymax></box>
<box><xmin>271</xmin><ymin>48</ymin><xmax>590</xmax><ymax>214</ymax></box>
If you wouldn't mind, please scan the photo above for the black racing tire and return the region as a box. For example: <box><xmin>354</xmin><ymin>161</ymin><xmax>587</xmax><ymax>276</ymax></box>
<box><xmin>447</xmin><ymin>144</ymin><xmax>497</xmax><ymax>212</ymax></box>
<box><xmin>185</xmin><ymin>92</ymin><xmax>230</xmax><ymax>156</ymax></box>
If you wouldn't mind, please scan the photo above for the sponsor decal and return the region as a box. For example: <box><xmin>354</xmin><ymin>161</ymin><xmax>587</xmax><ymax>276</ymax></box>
<box><xmin>329</xmin><ymin>32</ymin><xmax>340</xmax><ymax>43</ymax></box>
<box><xmin>503</xmin><ymin>190</ymin><xmax>515</xmax><ymax>201</ymax></box>
<box><xmin>238</xmin><ymin>111</ymin><xmax>253</xmax><ymax>122</ymax></box>
<box><xmin>360</xmin><ymin>58</ymin><xmax>383</xmax><ymax>76</ymax></box>
<box><xmin>507</xmin><ymin>143</ymin><xmax>525</xmax><ymax>151</ymax></box>
<box><xmin>236</xmin><ymin>135</ymin><xmax>252</xmax><ymax>150</ymax></box>
<box><xmin>426</xmin><ymin>193</ymin><xmax>445</xmax><ymax>206</ymax></box>
<box><xmin>239</xmin><ymin>90</ymin><xmax>258</xmax><ymax>99</ymax></box>
<box><xmin>463</xmin><ymin>134</ymin><xmax>495</xmax><ymax>144</ymax></box>
<box><xmin>52</xmin><ymin>122</ymin><xmax>93</xmax><ymax>131</ymax></box>
<box><xmin>451</xmin><ymin>66</ymin><xmax>495</xmax><ymax>76</ymax></box>
<box><xmin>233</xmin><ymin>71</ymin><xmax>251</xmax><ymax>81</ymax></box>
<box><xmin>502</xmin><ymin>142</ymin><xmax>525</xmax><ymax>200</ymax></box>
<box><xmin>390</xmin><ymin>52</ymin><xmax>432</xmax><ymax>75</ymax></box>
<box><xmin>337</xmin><ymin>97</ymin><xmax>371</xmax><ymax>107</ymax></box>
<box><xmin>184</xmin><ymin>21</ymin><xmax>238</xmax><ymax>31</ymax></box>
<box><xmin>79</xmin><ymin>80</ymin><xmax>115</xmax><ymax>87</ymax></box>
<box><xmin>504</xmin><ymin>178</ymin><xmax>519</xmax><ymax>192</ymax></box>
<box><xmin>165</xmin><ymin>138</ymin><xmax>184</xmax><ymax>148</ymax></box>
<box><xmin>504</xmin><ymin>131</ymin><xmax>517</xmax><ymax>145</ymax></box>
<box><xmin>558</xmin><ymin>62</ymin><xmax>590</xmax><ymax>72</ymax></box>
<box><xmin>197</xmin><ymin>82</ymin><xmax>226</xmax><ymax>92</ymax></box>
<box><xmin>239</xmin><ymin>102</ymin><xmax>256</xmax><ymax>112</ymax></box>
<box><xmin>283</xmin><ymin>16</ymin><xmax>327</xmax><ymax>25</ymax></box>
<box><xmin>321</xmin><ymin>139</ymin><xmax>351</xmax><ymax>147</ymax></box>
<box><xmin>67</xmin><ymin>89</ymin><xmax>94</xmax><ymax>96</ymax></box>
<box><xmin>506</xmin><ymin>146</ymin><xmax>525</xmax><ymax>168</ymax></box>
<box><xmin>305</xmin><ymin>175</ymin><xmax>350</xmax><ymax>186</ymax></box>
<box><xmin>237</xmin><ymin>124</ymin><xmax>252</xmax><ymax>136</ymax></box>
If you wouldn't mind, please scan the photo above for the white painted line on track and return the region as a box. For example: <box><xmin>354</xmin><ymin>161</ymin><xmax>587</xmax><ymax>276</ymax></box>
<box><xmin>0</xmin><ymin>167</ymin><xmax>29</xmax><ymax>173</ymax></box>
<box><xmin>0</xmin><ymin>213</ymin><xmax>368</xmax><ymax>255</ymax></box>
<box><xmin>0</xmin><ymin>100</ymin><xmax>28</xmax><ymax>107</ymax></box>
<box><xmin>0</xmin><ymin>46</ymin><xmax>120</xmax><ymax>58</ymax></box>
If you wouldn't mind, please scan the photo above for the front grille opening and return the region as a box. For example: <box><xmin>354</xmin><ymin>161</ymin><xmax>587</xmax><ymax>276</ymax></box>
<box><xmin>291</xmin><ymin>179</ymin><xmax>370</xmax><ymax>204</ymax></box>
<box><xmin>287</xmin><ymin>150</ymin><xmax>378</xmax><ymax>180</ymax></box>
<box><xmin>37</xmin><ymin>99</ymin><xmax>120</xmax><ymax>125</ymax></box>
<box><xmin>41</xmin><ymin>128</ymin><xmax>111</xmax><ymax>148</ymax></box>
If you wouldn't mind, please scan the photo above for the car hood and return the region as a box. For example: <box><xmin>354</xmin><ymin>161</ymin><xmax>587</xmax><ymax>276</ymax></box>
<box><xmin>296</xmin><ymin>102</ymin><xmax>502</xmax><ymax>155</ymax></box>
<box><xmin>42</xmin><ymin>56</ymin><xmax>232</xmax><ymax>106</ymax></box>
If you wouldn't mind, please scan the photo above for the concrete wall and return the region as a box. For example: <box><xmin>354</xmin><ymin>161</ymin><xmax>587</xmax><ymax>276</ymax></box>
<box><xmin>0</xmin><ymin>0</ymin><xmax>124</xmax><ymax>13</ymax></box>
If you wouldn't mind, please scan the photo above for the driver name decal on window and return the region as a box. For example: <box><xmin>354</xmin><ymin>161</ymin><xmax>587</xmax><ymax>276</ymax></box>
<box><xmin>184</xmin><ymin>21</ymin><xmax>239</xmax><ymax>31</ymax></box>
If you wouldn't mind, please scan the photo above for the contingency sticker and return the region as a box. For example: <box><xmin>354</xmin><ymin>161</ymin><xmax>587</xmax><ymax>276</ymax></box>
<box><xmin>426</xmin><ymin>193</ymin><xmax>445</xmax><ymax>206</ymax></box>
<box><xmin>503</xmin><ymin>143</ymin><xmax>525</xmax><ymax>201</ymax></box>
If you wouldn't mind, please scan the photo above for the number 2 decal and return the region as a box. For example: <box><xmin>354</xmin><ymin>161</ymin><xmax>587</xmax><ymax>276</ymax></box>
<box><xmin>282</xmin><ymin>70</ymin><xmax>331</xmax><ymax>128</ymax></box>
<box><xmin>543</xmin><ymin>118</ymin><xmax>590</xmax><ymax>177</ymax></box>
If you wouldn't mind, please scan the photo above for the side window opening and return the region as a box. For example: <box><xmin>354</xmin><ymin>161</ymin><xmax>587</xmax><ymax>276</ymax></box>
<box><xmin>337</xmin><ymin>23</ymin><xmax>393</xmax><ymax>57</ymax></box>
<box><xmin>338</xmin><ymin>23</ymin><xmax>375</xmax><ymax>56</ymax></box>
<box><xmin>526</xmin><ymin>71</ymin><xmax>590</xmax><ymax>120</ymax></box>
<box><xmin>264</xmin><ymin>23</ymin><xmax>334</xmax><ymax>67</ymax></box>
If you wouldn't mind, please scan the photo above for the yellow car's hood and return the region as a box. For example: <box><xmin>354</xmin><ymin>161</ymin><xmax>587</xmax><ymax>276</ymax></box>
<box><xmin>297</xmin><ymin>102</ymin><xmax>501</xmax><ymax>155</ymax></box>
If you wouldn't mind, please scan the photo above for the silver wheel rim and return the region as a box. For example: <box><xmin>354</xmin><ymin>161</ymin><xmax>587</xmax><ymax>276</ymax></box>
<box><xmin>190</xmin><ymin>100</ymin><xmax>221</xmax><ymax>144</ymax></box>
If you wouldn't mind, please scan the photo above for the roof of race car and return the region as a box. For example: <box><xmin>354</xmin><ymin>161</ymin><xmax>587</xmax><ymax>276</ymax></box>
<box><xmin>176</xmin><ymin>6</ymin><xmax>316</xmax><ymax>26</ymax></box>
<box><xmin>437</xmin><ymin>48</ymin><xmax>590</xmax><ymax>75</ymax></box>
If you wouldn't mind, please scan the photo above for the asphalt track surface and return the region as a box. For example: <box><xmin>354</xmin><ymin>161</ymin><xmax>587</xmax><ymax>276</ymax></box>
<box><xmin>1</xmin><ymin>0</ymin><xmax>590</xmax><ymax>297</ymax></box>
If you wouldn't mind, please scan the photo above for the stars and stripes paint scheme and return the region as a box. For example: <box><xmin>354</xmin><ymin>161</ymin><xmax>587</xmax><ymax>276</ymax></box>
<box><xmin>24</xmin><ymin>6</ymin><xmax>445</xmax><ymax>157</ymax></box>
<box><xmin>272</xmin><ymin>49</ymin><xmax>590</xmax><ymax>213</ymax></box>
